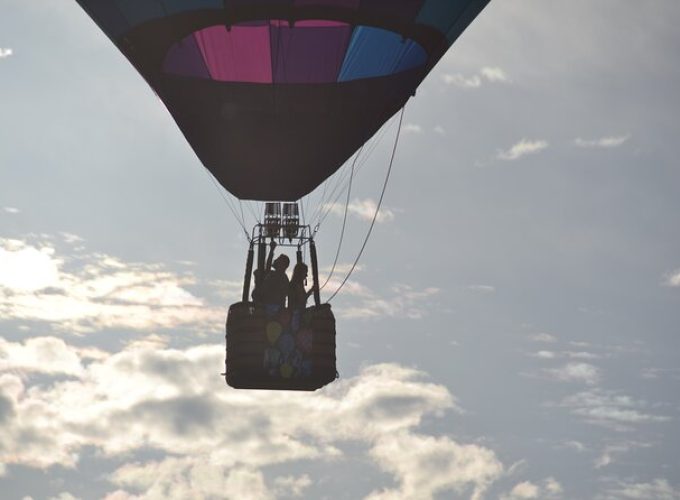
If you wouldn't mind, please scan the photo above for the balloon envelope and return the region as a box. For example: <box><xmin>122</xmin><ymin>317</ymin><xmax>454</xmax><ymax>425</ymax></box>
<box><xmin>76</xmin><ymin>0</ymin><xmax>491</xmax><ymax>200</ymax></box>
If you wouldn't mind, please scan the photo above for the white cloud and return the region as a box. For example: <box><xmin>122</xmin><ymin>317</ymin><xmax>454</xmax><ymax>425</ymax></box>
<box><xmin>330</xmin><ymin>282</ymin><xmax>441</xmax><ymax>320</ymax></box>
<box><xmin>603</xmin><ymin>478</ymin><xmax>680</xmax><ymax>500</ymax></box>
<box><xmin>662</xmin><ymin>269</ymin><xmax>680</xmax><ymax>287</ymax></box>
<box><xmin>559</xmin><ymin>389</ymin><xmax>670</xmax><ymax>430</ymax></box>
<box><xmin>0</xmin><ymin>336</ymin><xmax>84</xmax><ymax>375</ymax></box>
<box><xmin>497</xmin><ymin>139</ymin><xmax>549</xmax><ymax>161</ymax></box>
<box><xmin>0</xmin><ymin>48</ymin><xmax>13</xmax><ymax>58</ymax></box>
<box><xmin>109</xmin><ymin>461</ymin><xmax>274</xmax><ymax>500</ymax></box>
<box><xmin>0</xmin><ymin>239</ymin><xmax>61</xmax><ymax>291</ymax></box>
<box><xmin>320</xmin><ymin>263</ymin><xmax>364</xmax><ymax>277</ymax></box>
<box><xmin>467</xmin><ymin>285</ymin><xmax>496</xmax><ymax>293</ymax></box>
<box><xmin>0</xmin><ymin>338</ymin><xmax>505</xmax><ymax>498</ymax></box>
<box><xmin>574</xmin><ymin>135</ymin><xmax>630</xmax><ymax>148</ymax></box>
<box><xmin>365</xmin><ymin>432</ymin><xmax>503</xmax><ymax>500</ymax></box>
<box><xmin>480</xmin><ymin>66</ymin><xmax>509</xmax><ymax>83</ymax></box>
<box><xmin>322</xmin><ymin>198</ymin><xmax>396</xmax><ymax>223</ymax></box>
<box><xmin>594</xmin><ymin>452</ymin><xmax>612</xmax><ymax>469</ymax></box>
<box><xmin>565</xmin><ymin>351</ymin><xmax>600</xmax><ymax>360</ymax></box>
<box><xmin>546</xmin><ymin>478</ymin><xmax>564</xmax><ymax>495</ymax></box>
<box><xmin>0</xmin><ymin>236</ymin><xmax>222</xmax><ymax>333</ymax></box>
<box><xmin>442</xmin><ymin>66</ymin><xmax>509</xmax><ymax>88</ymax></box>
<box><xmin>547</xmin><ymin>362</ymin><xmax>600</xmax><ymax>384</ymax></box>
<box><xmin>559</xmin><ymin>440</ymin><xmax>586</xmax><ymax>453</ymax></box>
<box><xmin>504</xmin><ymin>481</ymin><xmax>539</xmax><ymax>499</ymax></box>
<box><xmin>2</xmin><ymin>207</ymin><xmax>20</xmax><ymax>214</ymax></box>
<box><xmin>531</xmin><ymin>350</ymin><xmax>599</xmax><ymax>360</ymax></box>
<box><xmin>402</xmin><ymin>123</ymin><xmax>423</xmax><ymax>134</ymax></box>
<box><xmin>48</xmin><ymin>494</ymin><xmax>80</xmax><ymax>500</ymax></box>
<box><xmin>641</xmin><ymin>367</ymin><xmax>680</xmax><ymax>380</ymax></box>
<box><xmin>433</xmin><ymin>125</ymin><xmax>446</xmax><ymax>135</ymax></box>
<box><xmin>501</xmin><ymin>478</ymin><xmax>563</xmax><ymax>500</ymax></box>
<box><xmin>532</xmin><ymin>350</ymin><xmax>557</xmax><ymax>359</ymax></box>
<box><xmin>273</xmin><ymin>475</ymin><xmax>312</xmax><ymax>497</ymax></box>
<box><xmin>594</xmin><ymin>441</ymin><xmax>651</xmax><ymax>469</ymax></box>
<box><xmin>529</xmin><ymin>333</ymin><xmax>557</xmax><ymax>343</ymax></box>
<box><xmin>442</xmin><ymin>73</ymin><xmax>482</xmax><ymax>88</ymax></box>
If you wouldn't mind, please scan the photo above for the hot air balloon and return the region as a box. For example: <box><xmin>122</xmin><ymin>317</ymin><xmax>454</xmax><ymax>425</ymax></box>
<box><xmin>74</xmin><ymin>0</ymin><xmax>492</xmax><ymax>390</ymax></box>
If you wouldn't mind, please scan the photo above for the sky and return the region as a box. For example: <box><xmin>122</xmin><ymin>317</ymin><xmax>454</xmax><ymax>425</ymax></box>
<box><xmin>2</xmin><ymin>0</ymin><xmax>680</xmax><ymax>499</ymax></box>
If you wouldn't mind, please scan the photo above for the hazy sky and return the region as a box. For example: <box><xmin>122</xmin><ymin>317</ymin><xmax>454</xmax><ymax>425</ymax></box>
<box><xmin>2</xmin><ymin>1</ymin><xmax>680</xmax><ymax>499</ymax></box>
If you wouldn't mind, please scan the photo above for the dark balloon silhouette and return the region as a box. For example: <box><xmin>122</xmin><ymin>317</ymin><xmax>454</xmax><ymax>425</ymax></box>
<box><xmin>75</xmin><ymin>0</ymin><xmax>491</xmax><ymax>201</ymax></box>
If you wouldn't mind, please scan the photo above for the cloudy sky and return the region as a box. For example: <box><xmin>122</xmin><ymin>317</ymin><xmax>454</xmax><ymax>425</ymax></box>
<box><xmin>2</xmin><ymin>0</ymin><xmax>680</xmax><ymax>499</ymax></box>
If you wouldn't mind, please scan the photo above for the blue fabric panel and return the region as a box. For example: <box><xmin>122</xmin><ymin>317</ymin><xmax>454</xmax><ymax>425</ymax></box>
<box><xmin>338</xmin><ymin>26</ymin><xmax>426</xmax><ymax>82</ymax></box>
<box><xmin>393</xmin><ymin>40</ymin><xmax>427</xmax><ymax>73</ymax></box>
<box><xmin>416</xmin><ymin>0</ymin><xmax>469</xmax><ymax>35</ymax></box>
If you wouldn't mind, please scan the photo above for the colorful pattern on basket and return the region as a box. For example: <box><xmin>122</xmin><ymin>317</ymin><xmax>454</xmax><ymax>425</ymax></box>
<box><xmin>263</xmin><ymin>306</ymin><xmax>314</xmax><ymax>378</ymax></box>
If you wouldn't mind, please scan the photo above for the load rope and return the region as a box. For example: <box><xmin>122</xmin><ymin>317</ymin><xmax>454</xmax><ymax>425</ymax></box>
<box><xmin>326</xmin><ymin>106</ymin><xmax>405</xmax><ymax>303</ymax></box>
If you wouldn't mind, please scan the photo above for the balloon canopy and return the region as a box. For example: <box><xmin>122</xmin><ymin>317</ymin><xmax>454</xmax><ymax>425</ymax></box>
<box><xmin>76</xmin><ymin>0</ymin><xmax>491</xmax><ymax>201</ymax></box>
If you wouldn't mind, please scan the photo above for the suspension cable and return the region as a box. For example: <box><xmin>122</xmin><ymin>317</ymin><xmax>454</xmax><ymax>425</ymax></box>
<box><xmin>315</xmin><ymin>115</ymin><xmax>398</xmax><ymax>230</ymax></box>
<box><xmin>238</xmin><ymin>200</ymin><xmax>246</xmax><ymax>228</ymax></box>
<box><xmin>310</xmin><ymin>147</ymin><xmax>361</xmax><ymax>227</ymax></box>
<box><xmin>244</xmin><ymin>200</ymin><xmax>260</xmax><ymax>224</ymax></box>
<box><xmin>201</xmin><ymin>166</ymin><xmax>251</xmax><ymax>241</ymax></box>
<box><xmin>319</xmin><ymin>146</ymin><xmax>359</xmax><ymax>291</ymax></box>
<box><xmin>326</xmin><ymin>106</ymin><xmax>405</xmax><ymax>303</ymax></box>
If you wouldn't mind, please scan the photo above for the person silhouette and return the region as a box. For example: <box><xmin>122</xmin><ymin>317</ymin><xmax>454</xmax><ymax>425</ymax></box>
<box><xmin>288</xmin><ymin>262</ymin><xmax>314</xmax><ymax>310</ymax></box>
<box><xmin>261</xmin><ymin>254</ymin><xmax>290</xmax><ymax>309</ymax></box>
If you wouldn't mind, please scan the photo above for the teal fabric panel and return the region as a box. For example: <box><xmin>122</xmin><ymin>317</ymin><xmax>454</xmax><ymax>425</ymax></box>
<box><xmin>162</xmin><ymin>0</ymin><xmax>223</xmax><ymax>16</ymax></box>
<box><xmin>78</xmin><ymin>0</ymin><xmax>130</xmax><ymax>38</ymax></box>
<box><xmin>416</xmin><ymin>0</ymin><xmax>469</xmax><ymax>35</ymax></box>
<box><xmin>115</xmin><ymin>0</ymin><xmax>166</xmax><ymax>27</ymax></box>
<box><xmin>444</xmin><ymin>0</ymin><xmax>490</xmax><ymax>44</ymax></box>
<box><xmin>77</xmin><ymin>0</ymin><xmax>224</xmax><ymax>37</ymax></box>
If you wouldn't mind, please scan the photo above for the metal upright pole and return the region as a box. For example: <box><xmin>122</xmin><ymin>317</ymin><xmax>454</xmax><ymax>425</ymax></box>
<box><xmin>309</xmin><ymin>239</ymin><xmax>321</xmax><ymax>306</ymax></box>
<box><xmin>265</xmin><ymin>238</ymin><xmax>276</xmax><ymax>271</ymax></box>
<box><xmin>256</xmin><ymin>233</ymin><xmax>266</xmax><ymax>288</ymax></box>
<box><xmin>241</xmin><ymin>241</ymin><xmax>254</xmax><ymax>303</ymax></box>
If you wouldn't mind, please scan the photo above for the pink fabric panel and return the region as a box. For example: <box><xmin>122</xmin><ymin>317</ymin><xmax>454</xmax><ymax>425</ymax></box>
<box><xmin>270</xmin><ymin>19</ymin><xmax>347</xmax><ymax>28</ymax></box>
<box><xmin>294</xmin><ymin>19</ymin><xmax>348</xmax><ymax>27</ymax></box>
<box><xmin>194</xmin><ymin>25</ymin><xmax>273</xmax><ymax>83</ymax></box>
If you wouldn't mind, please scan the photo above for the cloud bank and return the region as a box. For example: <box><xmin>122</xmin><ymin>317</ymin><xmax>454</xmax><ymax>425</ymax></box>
<box><xmin>602</xmin><ymin>478</ymin><xmax>680</xmax><ymax>500</ymax></box>
<box><xmin>0</xmin><ymin>237</ymin><xmax>222</xmax><ymax>333</ymax></box>
<box><xmin>559</xmin><ymin>389</ymin><xmax>670</xmax><ymax>430</ymax></box>
<box><xmin>327</xmin><ymin>281</ymin><xmax>441</xmax><ymax>320</ymax></box>
<box><xmin>0</xmin><ymin>337</ymin><xmax>505</xmax><ymax>499</ymax></box>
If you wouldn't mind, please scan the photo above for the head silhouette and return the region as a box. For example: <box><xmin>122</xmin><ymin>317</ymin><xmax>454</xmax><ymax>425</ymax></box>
<box><xmin>272</xmin><ymin>254</ymin><xmax>290</xmax><ymax>271</ymax></box>
<box><xmin>291</xmin><ymin>262</ymin><xmax>308</xmax><ymax>283</ymax></box>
